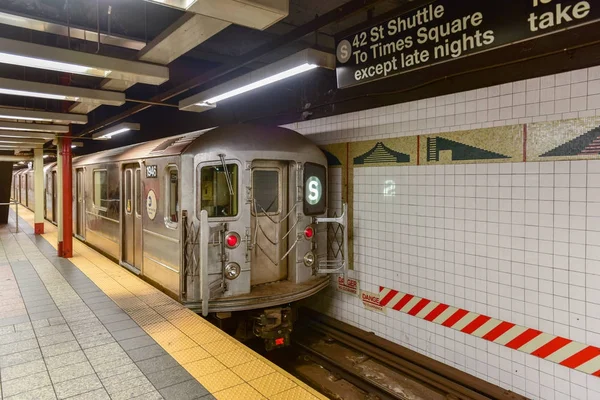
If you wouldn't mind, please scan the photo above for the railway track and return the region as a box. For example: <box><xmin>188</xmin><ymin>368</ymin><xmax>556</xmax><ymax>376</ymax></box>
<box><xmin>260</xmin><ymin>308</ymin><xmax>528</xmax><ymax>400</ymax></box>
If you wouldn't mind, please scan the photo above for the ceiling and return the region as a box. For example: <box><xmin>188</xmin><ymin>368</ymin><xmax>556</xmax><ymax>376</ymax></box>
<box><xmin>0</xmin><ymin>0</ymin><xmax>409</xmax><ymax>160</ymax></box>
<box><xmin>3</xmin><ymin>0</ymin><xmax>599</xmax><ymax>163</ymax></box>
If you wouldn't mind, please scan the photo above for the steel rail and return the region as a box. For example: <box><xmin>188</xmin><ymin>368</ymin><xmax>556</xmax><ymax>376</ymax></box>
<box><xmin>300</xmin><ymin>308</ymin><xmax>526</xmax><ymax>400</ymax></box>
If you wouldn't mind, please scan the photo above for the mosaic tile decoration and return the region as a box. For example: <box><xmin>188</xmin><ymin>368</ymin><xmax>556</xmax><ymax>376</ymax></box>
<box><xmin>419</xmin><ymin>125</ymin><xmax>523</xmax><ymax>165</ymax></box>
<box><xmin>527</xmin><ymin>116</ymin><xmax>600</xmax><ymax>161</ymax></box>
<box><xmin>350</xmin><ymin>137</ymin><xmax>417</xmax><ymax>168</ymax></box>
<box><xmin>353</xmin><ymin>142</ymin><xmax>410</xmax><ymax>165</ymax></box>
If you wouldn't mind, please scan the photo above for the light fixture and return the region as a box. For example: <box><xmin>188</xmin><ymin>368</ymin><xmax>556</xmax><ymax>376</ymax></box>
<box><xmin>0</xmin><ymin>38</ymin><xmax>168</xmax><ymax>85</ymax></box>
<box><xmin>179</xmin><ymin>49</ymin><xmax>335</xmax><ymax>113</ymax></box>
<box><xmin>0</xmin><ymin>77</ymin><xmax>125</xmax><ymax>106</ymax></box>
<box><xmin>92</xmin><ymin>122</ymin><xmax>140</xmax><ymax>140</ymax></box>
<box><xmin>0</xmin><ymin>121</ymin><xmax>68</xmax><ymax>133</ymax></box>
<box><xmin>144</xmin><ymin>0</ymin><xmax>288</xmax><ymax>30</ymax></box>
<box><xmin>0</xmin><ymin>107</ymin><xmax>87</xmax><ymax>124</ymax></box>
<box><xmin>43</xmin><ymin>154</ymin><xmax>49</xmax><ymax>158</ymax></box>
<box><xmin>0</xmin><ymin>131</ymin><xmax>55</xmax><ymax>140</ymax></box>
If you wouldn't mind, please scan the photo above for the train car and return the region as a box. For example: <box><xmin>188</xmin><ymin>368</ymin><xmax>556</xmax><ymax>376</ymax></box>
<box><xmin>12</xmin><ymin>166</ymin><xmax>34</xmax><ymax>211</ymax></box>
<box><xmin>14</xmin><ymin>125</ymin><xmax>347</xmax><ymax>349</ymax></box>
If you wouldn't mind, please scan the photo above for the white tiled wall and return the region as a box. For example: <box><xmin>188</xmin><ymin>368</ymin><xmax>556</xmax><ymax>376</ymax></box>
<box><xmin>296</xmin><ymin>64</ymin><xmax>600</xmax><ymax>400</ymax></box>
<box><xmin>282</xmin><ymin>65</ymin><xmax>600</xmax><ymax>146</ymax></box>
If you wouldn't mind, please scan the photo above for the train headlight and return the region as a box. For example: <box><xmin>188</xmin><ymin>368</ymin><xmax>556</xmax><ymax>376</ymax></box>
<box><xmin>224</xmin><ymin>262</ymin><xmax>241</xmax><ymax>280</ymax></box>
<box><xmin>225</xmin><ymin>232</ymin><xmax>240</xmax><ymax>249</ymax></box>
<box><xmin>303</xmin><ymin>251</ymin><xmax>315</xmax><ymax>267</ymax></box>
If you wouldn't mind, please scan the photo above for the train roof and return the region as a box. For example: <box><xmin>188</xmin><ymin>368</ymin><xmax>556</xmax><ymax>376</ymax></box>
<box><xmin>72</xmin><ymin>125</ymin><xmax>322</xmax><ymax>166</ymax></box>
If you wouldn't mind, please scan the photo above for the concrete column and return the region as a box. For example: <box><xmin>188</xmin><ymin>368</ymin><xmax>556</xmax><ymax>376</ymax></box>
<box><xmin>33</xmin><ymin>148</ymin><xmax>44</xmax><ymax>234</ymax></box>
<box><xmin>57</xmin><ymin>139</ymin><xmax>63</xmax><ymax>255</ymax></box>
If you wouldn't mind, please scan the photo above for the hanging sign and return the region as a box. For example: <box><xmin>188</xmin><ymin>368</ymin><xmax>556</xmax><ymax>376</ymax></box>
<box><xmin>336</xmin><ymin>0</ymin><xmax>599</xmax><ymax>88</ymax></box>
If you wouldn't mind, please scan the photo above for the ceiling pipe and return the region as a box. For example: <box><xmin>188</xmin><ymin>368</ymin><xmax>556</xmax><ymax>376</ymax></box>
<box><xmin>79</xmin><ymin>0</ymin><xmax>386</xmax><ymax>137</ymax></box>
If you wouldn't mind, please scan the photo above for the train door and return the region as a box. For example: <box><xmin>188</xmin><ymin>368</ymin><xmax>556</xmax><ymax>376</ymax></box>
<box><xmin>24</xmin><ymin>173</ymin><xmax>29</xmax><ymax>207</ymax></box>
<box><xmin>251</xmin><ymin>161</ymin><xmax>288</xmax><ymax>285</ymax></box>
<box><xmin>121</xmin><ymin>164</ymin><xmax>142</xmax><ymax>272</ymax></box>
<box><xmin>75</xmin><ymin>169</ymin><xmax>85</xmax><ymax>238</ymax></box>
<box><xmin>51</xmin><ymin>171</ymin><xmax>57</xmax><ymax>222</ymax></box>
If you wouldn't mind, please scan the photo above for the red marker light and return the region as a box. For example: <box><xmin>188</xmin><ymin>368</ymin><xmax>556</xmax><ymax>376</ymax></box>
<box><xmin>275</xmin><ymin>337</ymin><xmax>285</xmax><ymax>346</ymax></box>
<box><xmin>225</xmin><ymin>233</ymin><xmax>239</xmax><ymax>248</ymax></box>
<box><xmin>304</xmin><ymin>226</ymin><xmax>314</xmax><ymax>239</ymax></box>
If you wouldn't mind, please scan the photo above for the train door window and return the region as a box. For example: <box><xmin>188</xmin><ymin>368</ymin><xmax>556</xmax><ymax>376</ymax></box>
<box><xmin>199</xmin><ymin>163</ymin><xmax>238</xmax><ymax>218</ymax></box>
<box><xmin>135</xmin><ymin>169</ymin><xmax>141</xmax><ymax>217</ymax></box>
<box><xmin>93</xmin><ymin>170</ymin><xmax>108</xmax><ymax>210</ymax></box>
<box><xmin>252</xmin><ymin>170</ymin><xmax>279</xmax><ymax>214</ymax></box>
<box><xmin>124</xmin><ymin>170</ymin><xmax>132</xmax><ymax>215</ymax></box>
<box><xmin>165</xmin><ymin>167</ymin><xmax>179</xmax><ymax>227</ymax></box>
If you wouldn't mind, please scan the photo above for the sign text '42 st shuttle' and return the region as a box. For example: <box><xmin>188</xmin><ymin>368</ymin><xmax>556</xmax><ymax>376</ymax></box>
<box><xmin>335</xmin><ymin>0</ymin><xmax>599</xmax><ymax>89</ymax></box>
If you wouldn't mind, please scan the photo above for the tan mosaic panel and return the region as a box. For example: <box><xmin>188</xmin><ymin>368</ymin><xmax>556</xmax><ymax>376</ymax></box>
<box><xmin>527</xmin><ymin>116</ymin><xmax>600</xmax><ymax>162</ymax></box>
<box><xmin>349</xmin><ymin>136</ymin><xmax>418</xmax><ymax>168</ymax></box>
<box><xmin>419</xmin><ymin>125</ymin><xmax>523</xmax><ymax>165</ymax></box>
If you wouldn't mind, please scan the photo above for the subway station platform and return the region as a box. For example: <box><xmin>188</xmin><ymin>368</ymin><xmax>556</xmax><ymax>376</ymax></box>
<box><xmin>0</xmin><ymin>207</ymin><xmax>325</xmax><ymax>400</ymax></box>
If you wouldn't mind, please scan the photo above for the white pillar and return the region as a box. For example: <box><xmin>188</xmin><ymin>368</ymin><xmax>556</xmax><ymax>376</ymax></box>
<box><xmin>33</xmin><ymin>148</ymin><xmax>44</xmax><ymax>234</ymax></box>
<box><xmin>57</xmin><ymin>140</ymin><xmax>63</xmax><ymax>248</ymax></box>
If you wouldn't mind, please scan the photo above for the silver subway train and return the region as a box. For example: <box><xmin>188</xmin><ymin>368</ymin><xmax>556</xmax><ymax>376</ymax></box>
<box><xmin>12</xmin><ymin>125</ymin><xmax>347</xmax><ymax>349</ymax></box>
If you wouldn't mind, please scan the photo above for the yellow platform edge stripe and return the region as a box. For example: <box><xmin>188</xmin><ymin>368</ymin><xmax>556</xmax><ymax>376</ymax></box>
<box><xmin>12</xmin><ymin>207</ymin><xmax>326</xmax><ymax>400</ymax></box>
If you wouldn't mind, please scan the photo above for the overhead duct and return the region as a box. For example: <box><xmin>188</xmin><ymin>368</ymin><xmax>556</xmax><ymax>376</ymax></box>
<box><xmin>145</xmin><ymin>0</ymin><xmax>289</xmax><ymax>30</ymax></box>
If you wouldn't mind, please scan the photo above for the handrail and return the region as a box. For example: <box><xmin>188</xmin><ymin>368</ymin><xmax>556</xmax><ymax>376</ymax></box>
<box><xmin>199</xmin><ymin>209</ymin><xmax>209</xmax><ymax>316</ymax></box>
<box><xmin>1</xmin><ymin>200</ymin><xmax>19</xmax><ymax>233</ymax></box>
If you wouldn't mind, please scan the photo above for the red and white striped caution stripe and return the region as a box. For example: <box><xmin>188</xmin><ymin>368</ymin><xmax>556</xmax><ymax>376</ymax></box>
<box><xmin>379</xmin><ymin>286</ymin><xmax>600</xmax><ymax>376</ymax></box>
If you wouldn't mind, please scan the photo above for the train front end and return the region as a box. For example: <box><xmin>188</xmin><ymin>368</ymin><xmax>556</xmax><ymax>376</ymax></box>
<box><xmin>180</xmin><ymin>125</ymin><xmax>347</xmax><ymax>349</ymax></box>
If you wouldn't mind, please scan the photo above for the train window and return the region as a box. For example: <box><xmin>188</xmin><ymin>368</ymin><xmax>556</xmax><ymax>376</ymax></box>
<box><xmin>93</xmin><ymin>170</ymin><xmax>108</xmax><ymax>210</ymax></box>
<box><xmin>199</xmin><ymin>164</ymin><xmax>238</xmax><ymax>218</ymax></box>
<box><xmin>253</xmin><ymin>170</ymin><xmax>279</xmax><ymax>214</ymax></box>
<box><xmin>124</xmin><ymin>170</ymin><xmax>132</xmax><ymax>215</ymax></box>
<box><xmin>135</xmin><ymin>169</ymin><xmax>141</xmax><ymax>217</ymax></box>
<box><xmin>166</xmin><ymin>167</ymin><xmax>179</xmax><ymax>226</ymax></box>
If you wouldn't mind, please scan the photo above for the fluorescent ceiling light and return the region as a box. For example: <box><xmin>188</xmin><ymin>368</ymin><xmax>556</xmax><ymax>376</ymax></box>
<box><xmin>0</xmin><ymin>88</ymin><xmax>74</xmax><ymax>101</ymax></box>
<box><xmin>198</xmin><ymin>63</ymin><xmax>317</xmax><ymax>107</ymax></box>
<box><xmin>0</xmin><ymin>38</ymin><xmax>168</xmax><ymax>85</ymax></box>
<box><xmin>0</xmin><ymin>52</ymin><xmax>109</xmax><ymax>76</ymax></box>
<box><xmin>179</xmin><ymin>49</ymin><xmax>334</xmax><ymax>113</ymax></box>
<box><xmin>0</xmin><ymin>131</ymin><xmax>55</xmax><ymax>140</ymax></box>
<box><xmin>0</xmin><ymin>107</ymin><xmax>87</xmax><ymax>124</ymax></box>
<box><xmin>0</xmin><ymin>121</ymin><xmax>68</xmax><ymax>133</ymax></box>
<box><xmin>0</xmin><ymin>77</ymin><xmax>125</xmax><ymax>106</ymax></box>
<box><xmin>92</xmin><ymin>122</ymin><xmax>140</xmax><ymax>140</ymax></box>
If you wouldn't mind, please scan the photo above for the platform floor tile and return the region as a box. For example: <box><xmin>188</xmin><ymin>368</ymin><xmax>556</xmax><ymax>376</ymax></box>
<box><xmin>5</xmin><ymin>207</ymin><xmax>326</xmax><ymax>400</ymax></box>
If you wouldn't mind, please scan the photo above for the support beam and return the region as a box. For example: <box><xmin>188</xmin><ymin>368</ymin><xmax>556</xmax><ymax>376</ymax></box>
<box><xmin>59</xmin><ymin>133</ymin><xmax>73</xmax><ymax>258</ymax></box>
<box><xmin>33</xmin><ymin>148</ymin><xmax>44</xmax><ymax>234</ymax></box>
<box><xmin>70</xmin><ymin>13</ymin><xmax>230</xmax><ymax>114</ymax></box>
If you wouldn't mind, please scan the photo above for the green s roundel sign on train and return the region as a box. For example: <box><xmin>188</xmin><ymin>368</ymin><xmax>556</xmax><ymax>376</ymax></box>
<box><xmin>305</xmin><ymin>176</ymin><xmax>322</xmax><ymax>205</ymax></box>
<box><xmin>303</xmin><ymin>163</ymin><xmax>326</xmax><ymax>215</ymax></box>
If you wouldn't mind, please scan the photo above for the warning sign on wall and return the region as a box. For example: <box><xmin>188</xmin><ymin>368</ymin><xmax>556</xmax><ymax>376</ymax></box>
<box><xmin>337</xmin><ymin>276</ymin><xmax>359</xmax><ymax>296</ymax></box>
<box><xmin>360</xmin><ymin>291</ymin><xmax>386</xmax><ymax>314</ymax></box>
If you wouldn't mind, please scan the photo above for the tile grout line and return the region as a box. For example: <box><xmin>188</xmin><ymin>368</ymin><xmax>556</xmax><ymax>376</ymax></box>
<box><xmin>8</xmin><ymin>224</ymin><xmax>162</xmax><ymax>400</ymax></box>
<box><xmin>20</xmin><ymin>231</ymin><xmax>167</xmax><ymax>399</ymax></box>
<box><xmin>2</xmin><ymin>232</ymin><xmax>59</xmax><ymax>400</ymax></box>
<box><xmin>15</xmin><ymin>207</ymin><xmax>327</xmax><ymax>399</ymax></box>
